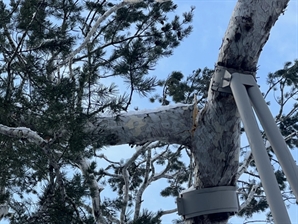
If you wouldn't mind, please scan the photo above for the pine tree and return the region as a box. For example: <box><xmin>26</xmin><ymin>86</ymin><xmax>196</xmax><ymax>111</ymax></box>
<box><xmin>0</xmin><ymin>0</ymin><xmax>193</xmax><ymax>223</ymax></box>
<box><xmin>0</xmin><ymin>0</ymin><xmax>297</xmax><ymax>224</ymax></box>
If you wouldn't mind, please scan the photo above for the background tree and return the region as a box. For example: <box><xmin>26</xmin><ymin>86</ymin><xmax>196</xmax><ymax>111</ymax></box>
<box><xmin>0</xmin><ymin>0</ymin><xmax>297</xmax><ymax>224</ymax></box>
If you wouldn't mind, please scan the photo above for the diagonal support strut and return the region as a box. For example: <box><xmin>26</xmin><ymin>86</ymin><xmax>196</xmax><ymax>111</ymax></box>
<box><xmin>212</xmin><ymin>67</ymin><xmax>298</xmax><ymax>223</ymax></box>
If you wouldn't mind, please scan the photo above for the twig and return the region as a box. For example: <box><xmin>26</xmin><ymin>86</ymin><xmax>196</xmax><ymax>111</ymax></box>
<box><xmin>59</xmin><ymin>2</ymin><xmax>129</xmax><ymax>68</ymax></box>
<box><xmin>239</xmin><ymin>183</ymin><xmax>261</xmax><ymax>212</ymax></box>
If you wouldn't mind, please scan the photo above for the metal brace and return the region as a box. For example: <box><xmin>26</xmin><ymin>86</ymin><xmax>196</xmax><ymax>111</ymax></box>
<box><xmin>177</xmin><ymin>186</ymin><xmax>239</xmax><ymax>220</ymax></box>
<box><xmin>211</xmin><ymin>66</ymin><xmax>232</xmax><ymax>93</ymax></box>
<box><xmin>211</xmin><ymin>66</ymin><xmax>257</xmax><ymax>93</ymax></box>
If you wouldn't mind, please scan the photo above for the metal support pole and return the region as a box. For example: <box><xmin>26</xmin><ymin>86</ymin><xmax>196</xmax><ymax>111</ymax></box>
<box><xmin>247</xmin><ymin>85</ymin><xmax>298</xmax><ymax>200</ymax></box>
<box><xmin>230</xmin><ymin>74</ymin><xmax>291</xmax><ymax>223</ymax></box>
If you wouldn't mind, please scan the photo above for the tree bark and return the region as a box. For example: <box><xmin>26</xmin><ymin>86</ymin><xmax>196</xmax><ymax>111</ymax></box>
<box><xmin>88</xmin><ymin>104</ymin><xmax>194</xmax><ymax>147</ymax></box>
<box><xmin>185</xmin><ymin>0</ymin><xmax>290</xmax><ymax>223</ymax></box>
<box><xmin>83</xmin><ymin>1</ymin><xmax>290</xmax><ymax>223</ymax></box>
<box><xmin>218</xmin><ymin>0</ymin><xmax>289</xmax><ymax>72</ymax></box>
<box><xmin>0</xmin><ymin>0</ymin><xmax>290</xmax><ymax>223</ymax></box>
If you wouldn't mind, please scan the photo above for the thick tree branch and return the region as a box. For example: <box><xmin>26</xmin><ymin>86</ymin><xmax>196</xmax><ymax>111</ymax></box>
<box><xmin>0</xmin><ymin>124</ymin><xmax>45</xmax><ymax>146</ymax></box>
<box><xmin>88</xmin><ymin>104</ymin><xmax>194</xmax><ymax>147</ymax></box>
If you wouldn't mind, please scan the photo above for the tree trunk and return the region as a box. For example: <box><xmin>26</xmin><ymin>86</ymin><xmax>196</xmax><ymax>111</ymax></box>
<box><xmin>84</xmin><ymin>1</ymin><xmax>289</xmax><ymax>223</ymax></box>
<box><xmin>185</xmin><ymin>0</ymin><xmax>289</xmax><ymax>223</ymax></box>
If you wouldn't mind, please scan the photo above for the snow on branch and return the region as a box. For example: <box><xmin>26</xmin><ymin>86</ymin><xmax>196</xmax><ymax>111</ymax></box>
<box><xmin>0</xmin><ymin>124</ymin><xmax>46</xmax><ymax>146</ymax></box>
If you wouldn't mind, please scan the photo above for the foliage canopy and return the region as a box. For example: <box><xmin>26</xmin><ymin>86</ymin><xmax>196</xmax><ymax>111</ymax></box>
<box><xmin>0</xmin><ymin>0</ymin><xmax>297</xmax><ymax>223</ymax></box>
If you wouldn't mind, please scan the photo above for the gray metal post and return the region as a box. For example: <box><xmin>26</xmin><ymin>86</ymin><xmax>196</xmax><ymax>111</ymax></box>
<box><xmin>247</xmin><ymin>85</ymin><xmax>298</xmax><ymax>200</ymax></box>
<box><xmin>230</xmin><ymin>74</ymin><xmax>291</xmax><ymax>223</ymax></box>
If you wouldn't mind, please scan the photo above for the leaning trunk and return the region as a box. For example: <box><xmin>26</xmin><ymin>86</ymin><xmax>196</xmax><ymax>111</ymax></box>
<box><xmin>184</xmin><ymin>0</ymin><xmax>289</xmax><ymax>223</ymax></box>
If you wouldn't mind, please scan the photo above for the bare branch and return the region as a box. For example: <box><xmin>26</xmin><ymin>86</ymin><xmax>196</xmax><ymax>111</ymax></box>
<box><xmin>0</xmin><ymin>187</ymin><xmax>9</xmax><ymax>221</ymax></box>
<box><xmin>120</xmin><ymin>167</ymin><xmax>130</xmax><ymax>224</ymax></box>
<box><xmin>76</xmin><ymin>158</ymin><xmax>106</xmax><ymax>224</ymax></box>
<box><xmin>236</xmin><ymin>151</ymin><xmax>253</xmax><ymax>180</ymax></box>
<box><xmin>133</xmin><ymin>149</ymin><xmax>152</xmax><ymax>219</ymax></box>
<box><xmin>97</xmin><ymin>153</ymin><xmax>122</xmax><ymax>166</ymax></box>
<box><xmin>0</xmin><ymin>124</ymin><xmax>45</xmax><ymax>146</ymax></box>
<box><xmin>244</xmin><ymin>220</ymin><xmax>272</xmax><ymax>224</ymax></box>
<box><xmin>159</xmin><ymin>208</ymin><xmax>178</xmax><ymax>216</ymax></box>
<box><xmin>101</xmin><ymin>170</ymin><xmax>121</xmax><ymax>178</ymax></box>
<box><xmin>239</xmin><ymin>183</ymin><xmax>261</xmax><ymax>212</ymax></box>
<box><xmin>60</xmin><ymin>1</ymin><xmax>130</xmax><ymax>68</ymax></box>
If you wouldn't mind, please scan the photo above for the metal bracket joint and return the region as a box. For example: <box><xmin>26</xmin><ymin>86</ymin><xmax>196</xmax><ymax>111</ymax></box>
<box><xmin>177</xmin><ymin>186</ymin><xmax>239</xmax><ymax>220</ymax></box>
<box><xmin>211</xmin><ymin>66</ymin><xmax>257</xmax><ymax>93</ymax></box>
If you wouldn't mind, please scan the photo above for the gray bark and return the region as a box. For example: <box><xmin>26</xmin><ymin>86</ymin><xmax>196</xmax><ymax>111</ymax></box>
<box><xmin>84</xmin><ymin>0</ymin><xmax>290</xmax><ymax>223</ymax></box>
<box><xmin>217</xmin><ymin>0</ymin><xmax>289</xmax><ymax>72</ymax></box>
<box><xmin>88</xmin><ymin>104</ymin><xmax>194</xmax><ymax>147</ymax></box>
<box><xmin>204</xmin><ymin>0</ymin><xmax>289</xmax><ymax>187</ymax></box>
<box><xmin>185</xmin><ymin>0</ymin><xmax>289</xmax><ymax>223</ymax></box>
